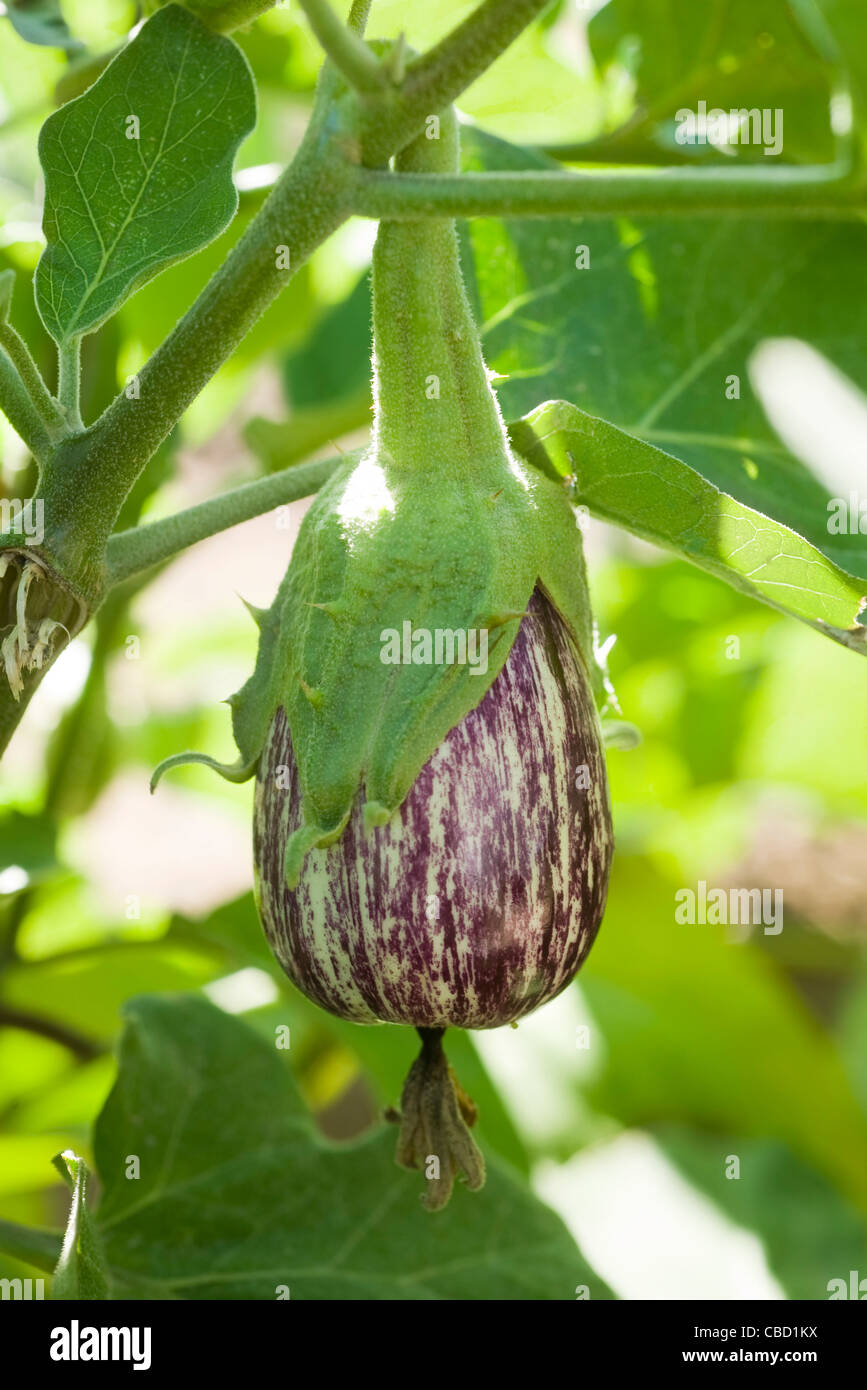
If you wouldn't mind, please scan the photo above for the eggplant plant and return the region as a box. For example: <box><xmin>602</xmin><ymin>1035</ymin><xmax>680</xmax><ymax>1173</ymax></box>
<box><xmin>1</xmin><ymin>0</ymin><xmax>866</xmax><ymax>1295</ymax></box>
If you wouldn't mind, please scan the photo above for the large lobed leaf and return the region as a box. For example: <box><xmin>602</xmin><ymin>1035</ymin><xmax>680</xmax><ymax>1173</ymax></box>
<box><xmin>35</xmin><ymin>4</ymin><xmax>256</xmax><ymax>346</ymax></box>
<box><xmin>49</xmin><ymin>995</ymin><xmax>611</xmax><ymax>1300</ymax></box>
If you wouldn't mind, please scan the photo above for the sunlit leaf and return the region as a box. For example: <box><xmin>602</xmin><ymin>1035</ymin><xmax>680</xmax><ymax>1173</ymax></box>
<box><xmin>512</xmin><ymin>399</ymin><xmax>866</xmax><ymax>653</ymax></box>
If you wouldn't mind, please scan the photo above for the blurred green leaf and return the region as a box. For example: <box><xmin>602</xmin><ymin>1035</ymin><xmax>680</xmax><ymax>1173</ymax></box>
<box><xmin>6</xmin><ymin>0</ymin><xmax>82</xmax><ymax>53</ymax></box>
<box><xmin>1</xmin><ymin>944</ymin><xmax>221</xmax><ymax>1038</ymax></box>
<box><xmin>283</xmin><ymin>267</ymin><xmax>371</xmax><ymax>410</ymax></box>
<box><xmin>9</xmin><ymin>1054</ymin><xmax>116</xmax><ymax>1134</ymax></box>
<box><xmin>587</xmin><ymin>0</ymin><xmax>839</xmax><ymax>163</ymax></box>
<box><xmin>512</xmin><ymin>399</ymin><xmax>866</xmax><ymax>651</ymax></box>
<box><xmin>655</xmin><ymin>1126</ymin><xmax>867</xmax><ymax>1299</ymax></box>
<box><xmin>144</xmin><ymin>1</ymin><xmax>276</xmax><ymax>33</ymax></box>
<box><xmin>0</xmin><ymin>1029</ymin><xmax>71</xmax><ymax>1111</ymax></box>
<box><xmin>0</xmin><ymin>810</ymin><xmax>58</xmax><ymax>881</ymax></box>
<box><xmin>582</xmin><ymin>858</ymin><xmax>867</xmax><ymax>1213</ymax></box>
<box><xmin>737</xmin><ymin>618</ymin><xmax>867</xmax><ymax>814</ymax></box>
<box><xmin>35</xmin><ymin>5</ymin><xmax>256</xmax><ymax>344</ymax></box>
<box><xmin>244</xmin><ymin>269</ymin><xmax>372</xmax><ymax>469</ymax></box>
<box><xmin>83</xmin><ymin>994</ymin><xmax>609</xmax><ymax>1298</ymax></box>
<box><xmin>244</xmin><ymin>393</ymin><xmax>370</xmax><ymax>471</ymax></box>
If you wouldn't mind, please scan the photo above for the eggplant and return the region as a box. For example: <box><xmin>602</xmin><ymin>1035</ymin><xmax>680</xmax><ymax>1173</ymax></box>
<box><xmin>254</xmin><ymin>588</ymin><xmax>612</xmax><ymax>1031</ymax></box>
<box><xmin>254</xmin><ymin>588</ymin><xmax>612</xmax><ymax>1211</ymax></box>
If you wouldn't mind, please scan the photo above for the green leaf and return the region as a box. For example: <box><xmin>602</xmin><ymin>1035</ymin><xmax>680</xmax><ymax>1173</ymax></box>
<box><xmin>460</xmin><ymin>127</ymin><xmax>867</xmax><ymax>579</ymax></box>
<box><xmin>284</xmin><ymin>269</ymin><xmax>372</xmax><ymax>410</ymax></box>
<box><xmin>511</xmin><ymin>399</ymin><xmax>866</xmax><ymax>654</ymax></box>
<box><xmin>587</xmin><ymin>0</ymin><xmax>840</xmax><ymax>164</ymax></box>
<box><xmin>243</xmin><ymin>394</ymin><xmax>371</xmax><ymax>472</ymax></box>
<box><xmin>51</xmin><ymin>1151</ymin><xmax>110</xmax><ymax>1299</ymax></box>
<box><xmin>86</xmin><ymin>994</ymin><xmax>610</xmax><ymax>1299</ymax></box>
<box><xmin>1</xmin><ymin>944</ymin><xmax>222</xmax><ymax>1040</ymax></box>
<box><xmin>34</xmin><ymin>4</ymin><xmax>256</xmax><ymax>346</ymax></box>
<box><xmin>6</xmin><ymin>0</ymin><xmax>82</xmax><ymax>52</ymax></box>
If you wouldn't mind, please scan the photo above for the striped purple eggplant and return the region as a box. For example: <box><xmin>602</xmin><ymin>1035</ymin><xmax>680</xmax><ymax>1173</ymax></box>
<box><xmin>253</xmin><ymin>589</ymin><xmax>612</xmax><ymax>1031</ymax></box>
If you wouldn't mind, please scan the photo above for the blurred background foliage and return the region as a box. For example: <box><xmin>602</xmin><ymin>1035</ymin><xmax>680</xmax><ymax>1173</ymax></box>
<box><xmin>0</xmin><ymin>0</ymin><xmax>865</xmax><ymax>1298</ymax></box>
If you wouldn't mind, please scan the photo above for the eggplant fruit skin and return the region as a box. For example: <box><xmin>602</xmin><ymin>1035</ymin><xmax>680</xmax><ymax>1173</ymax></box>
<box><xmin>253</xmin><ymin>590</ymin><xmax>613</xmax><ymax>1029</ymax></box>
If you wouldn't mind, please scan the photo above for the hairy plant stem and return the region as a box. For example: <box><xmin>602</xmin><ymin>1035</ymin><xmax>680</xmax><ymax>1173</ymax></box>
<box><xmin>0</xmin><ymin>350</ymin><xmax>54</xmax><ymax>464</ymax></box>
<box><xmin>22</xmin><ymin>3</ymin><xmax>554</xmax><ymax>615</ymax></box>
<box><xmin>347</xmin><ymin>0</ymin><xmax>373</xmax><ymax>33</ymax></box>
<box><xmin>299</xmin><ymin>0</ymin><xmax>386</xmax><ymax>90</ymax></box>
<box><xmin>0</xmin><ymin>1217</ymin><xmax>62</xmax><ymax>1273</ymax></box>
<box><xmin>105</xmin><ymin>454</ymin><xmax>342</xmax><ymax>585</ymax></box>
<box><xmin>57</xmin><ymin>338</ymin><xmax>82</xmax><ymax>430</ymax></box>
<box><xmin>359</xmin><ymin>0</ymin><xmax>551</xmax><ymax>165</ymax></box>
<box><xmin>0</xmin><ymin>1005</ymin><xmax>101</xmax><ymax>1061</ymax></box>
<box><xmin>351</xmin><ymin>162</ymin><xmax>866</xmax><ymax>221</ymax></box>
<box><xmin>0</xmin><ymin>320</ymin><xmax>67</xmax><ymax>441</ymax></box>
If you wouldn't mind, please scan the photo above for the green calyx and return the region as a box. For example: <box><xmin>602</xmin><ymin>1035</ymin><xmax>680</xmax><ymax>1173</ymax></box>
<box><xmin>154</xmin><ymin>107</ymin><xmax>601</xmax><ymax>886</ymax></box>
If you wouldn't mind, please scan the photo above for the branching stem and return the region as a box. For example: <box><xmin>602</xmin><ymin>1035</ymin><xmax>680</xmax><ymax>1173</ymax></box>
<box><xmin>105</xmin><ymin>454</ymin><xmax>342</xmax><ymax>586</ymax></box>
<box><xmin>0</xmin><ymin>351</ymin><xmax>53</xmax><ymax>463</ymax></box>
<box><xmin>361</xmin><ymin>0</ymin><xmax>551</xmax><ymax>164</ymax></box>
<box><xmin>0</xmin><ymin>321</ymin><xmax>67</xmax><ymax>440</ymax></box>
<box><xmin>299</xmin><ymin>0</ymin><xmax>387</xmax><ymax>90</ymax></box>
